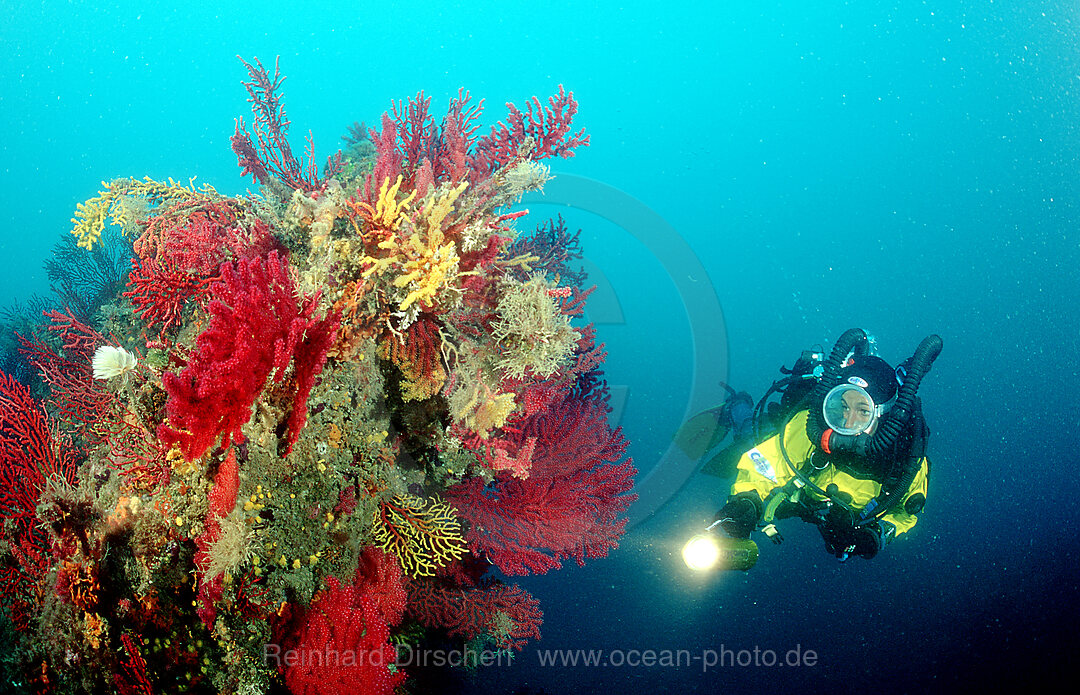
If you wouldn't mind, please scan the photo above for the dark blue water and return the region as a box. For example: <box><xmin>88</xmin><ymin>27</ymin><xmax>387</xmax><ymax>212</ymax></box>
<box><xmin>3</xmin><ymin>1</ymin><xmax>1078</xmax><ymax>693</ymax></box>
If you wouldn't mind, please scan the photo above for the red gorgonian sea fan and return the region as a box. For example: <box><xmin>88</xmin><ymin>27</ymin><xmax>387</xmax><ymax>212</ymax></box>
<box><xmin>0</xmin><ymin>370</ymin><xmax>80</xmax><ymax>531</ymax></box>
<box><xmin>407</xmin><ymin>579</ymin><xmax>542</xmax><ymax>651</ymax></box>
<box><xmin>230</xmin><ymin>55</ymin><xmax>342</xmax><ymax>193</ymax></box>
<box><xmin>447</xmin><ymin>380</ymin><xmax>637</xmax><ymax>575</ymax></box>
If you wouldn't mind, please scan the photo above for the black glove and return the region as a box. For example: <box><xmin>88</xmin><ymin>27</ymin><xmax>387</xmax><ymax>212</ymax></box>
<box><xmin>714</xmin><ymin>493</ymin><xmax>762</xmax><ymax>539</ymax></box>
<box><xmin>819</xmin><ymin>516</ymin><xmax>884</xmax><ymax>560</ymax></box>
<box><xmin>853</xmin><ymin>521</ymin><xmax>896</xmax><ymax>559</ymax></box>
<box><xmin>848</xmin><ymin>525</ymin><xmax>883</xmax><ymax>559</ymax></box>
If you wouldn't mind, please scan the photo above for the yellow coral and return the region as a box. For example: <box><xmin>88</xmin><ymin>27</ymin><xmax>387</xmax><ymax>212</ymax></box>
<box><xmin>71</xmin><ymin>195</ymin><xmax>111</xmax><ymax>250</ymax></box>
<box><xmin>362</xmin><ymin>226</ymin><xmax>460</xmax><ymax>312</ymax></box>
<box><xmin>354</xmin><ymin>175</ymin><xmax>417</xmax><ymax>230</ymax></box>
<box><xmin>393</xmin><ymin>230</ymin><xmax>460</xmax><ymax>311</ymax></box>
<box><xmin>83</xmin><ymin>612</ymin><xmax>106</xmax><ymax>650</ymax></box>
<box><xmin>420</xmin><ymin>181</ymin><xmax>468</xmax><ymax>236</ymax></box>
<box><xmin>399</xmin><ymin>365</ymin><xmax>447</xmax><ymax>401</ymax></box>
<box><xmin>450</xmin><ymin>378</ymin><xmax>517</xmax><ymax>439</ymax></box>
<box><xmin>357</xmin><ymin>181</ymin><xmax>469</xmax><ymax>312</ymax></box>
<box><xmin>372</xmin><ymin>495</ymin><xmax>467</xmax><ymax>577</ymax></box>
<box><xmin>70</xmin><ymin>176</ymin><xmax>216</xmax><ymax>250</ymax></box>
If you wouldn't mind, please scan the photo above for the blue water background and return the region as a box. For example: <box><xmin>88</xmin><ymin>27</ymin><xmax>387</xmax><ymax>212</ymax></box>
<box><xmin>2</xmin><ymin>1</ymin><xmax>1078</xmax><ymax>692</ymax></box>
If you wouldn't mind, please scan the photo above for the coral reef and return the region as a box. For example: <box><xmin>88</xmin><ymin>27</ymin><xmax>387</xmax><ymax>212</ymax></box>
<box><xmin>0</xmin><ymin>56</ymin><xmax>635</xmax><ymax>693</ymax></box>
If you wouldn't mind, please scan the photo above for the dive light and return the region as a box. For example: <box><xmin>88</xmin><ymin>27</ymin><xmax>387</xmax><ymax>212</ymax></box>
<box><xmin>682</xmin><ymin>520</ymin><xmax>760</xmax><ymax>572</ymax></box>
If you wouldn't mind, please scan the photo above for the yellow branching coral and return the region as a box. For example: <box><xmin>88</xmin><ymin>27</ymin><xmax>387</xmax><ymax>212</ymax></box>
<box><xmin>352</xmin><ymin>175</ymin><xmax>417</xmax><ymax>231</ymax></box>
<box><xmin>449</xmin><ymin>376</ymin><xmax>517</xmax><ymax>439</ymax></box>
<box><xmin>399</xmin><ymin>367</ymin><xmax>447</xmax><ymax>402</ymax></box>
<box><xmin>70</xmin><ymin>176</ymin><xmax>217</xmax><ymax>250</ymax></box>
<box><xmin>372</xmin><ymin>495</ymin><xmax>467</xmax><ymax>577</ymax></box>
<box><xmin>391</xmin><ymin>180</ymin><xmax>470</xmax><ymax>311</ymax></box>
<box><xmin>357</xmin><ymin>181</ymin><xmax>469</xmax><ymax>312</ymax></box>
<box><xmin>391</xmin><ymin>230</ymin><xmax>460</xmax><ymax>311</ymax></box>
<box><xmin>420</xmin><ymin>181</ymin><xmax>468</xmax><ymax>236</ymax></box>
<box><xmin>71</xmin><ymin>197</ymin><xmax>110</xmax><ymax>251</ymax></box>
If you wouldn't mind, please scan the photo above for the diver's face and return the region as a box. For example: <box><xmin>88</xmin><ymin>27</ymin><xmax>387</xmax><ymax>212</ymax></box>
<box><xmin>841</xmin><ymin>390</ymin><xmax>875</xmax><ymax>433</ymax></box>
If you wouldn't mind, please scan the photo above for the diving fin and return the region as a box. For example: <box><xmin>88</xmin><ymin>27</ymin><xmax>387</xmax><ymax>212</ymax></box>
<box><xmin>673</xmin><ymin>406</ymin><xmax>730</xmax><ymax>460</ymax></box>
<box><xmin>699</xmin><ymin>444</ymin><xmax>743</xmax><ymax>479</ymax></box>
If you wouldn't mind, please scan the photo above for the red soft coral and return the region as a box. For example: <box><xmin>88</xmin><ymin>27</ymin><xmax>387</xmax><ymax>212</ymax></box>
<box><xmin>158</xmin><ymin>251</ymin><xmax>336</xmax><ymax>460</ymax></box>
<box><xmin>194</xmin><ymin>448</ymin><xmax>239</xmax><ymax>628</ymax></box>
<box><xmin>354</xmin><ymin>546</ymin><xmax>407</xmax><ymax>627</ymax></box>
<box><xmin>276</xmin><ymin>577</ymin><xmax>405</xmax><ymax>695</ymax></box>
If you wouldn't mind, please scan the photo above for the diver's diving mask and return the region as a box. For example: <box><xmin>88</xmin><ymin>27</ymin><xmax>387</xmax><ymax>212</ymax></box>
<box><xmin>822</xmin><ymin>381</ymin><xmax>886</xmax><ymax>435</ymax></box>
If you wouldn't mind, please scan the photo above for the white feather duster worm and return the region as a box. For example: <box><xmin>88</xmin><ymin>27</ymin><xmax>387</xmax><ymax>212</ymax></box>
<box><xmin>92</xmin><ymin>345</ymin><xmax>138</xmax><ymax>380</ymax></box>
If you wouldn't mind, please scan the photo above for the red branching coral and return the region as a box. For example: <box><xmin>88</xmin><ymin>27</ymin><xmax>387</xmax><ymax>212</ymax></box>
<box><xmin>19</xmin><ymin>310</ymin><xmax>165</xmax><ymax>489</ymax></box>
<box><xmin>125</xmin><ymin>257</ymin><xmax>210</xmax><ymax>341</ymax></box>
<box><xmin>158</xmin><ymin>251</ymin><xmax>337</xmax><ymax>460</ymax></box>
<box><xmin>471</xmin><ymin>85</ymin><xmax>590</xmax><ymax>179</ymax></box>
<box><xmin>365</xmin><ymin>113</ymin><xmax>404</xmax><ymax>202</ymax></box>
<box><xmin>127</xmin><ymin>198</ymin><xmax>279</xmax><ymax>344</ymax></box>
<box><xmin>276</xmin><ymin>577</ymin><xmax>405</xmax><ymax>695</ymax></box>
<box><xmin>0</xmin><ymin>370</ymin><xmax>79</xmax><ymax>531</ymax></box>
<box><xmin>231</xmin><ymin>56</ymin><xmax>342</xmax><ymax>192</ymax></box>
<box><xmin>18</xmin><ymin>309</ymin><xmax>113</xmax><ymax>432</ymax></box>
<box><xmin>361</xmin><ymin>87</ymin><xmax>587</xmax><ymax>207</ymax></box>
<box><xmin>0</xmin><ymin>367</ymin><xmax>80</xmax><ymax>630</ymax></box>
<box><xmin>0</xmin><ymin>532</ymin><xmax>53</xmax><ymax>630</ymax></box>
<box><xmin>114</xmin><ymin>633</ymin><xmax>154</xmax><ymax>695</ymax></box>
<box><xmin>233</xmin><ymin>570</ymin><xmax>274</xmax><ymax>620</ymax></box>
<box><xmin>383</xmin><ymin>89</ymin><xmax>483</xmax><ymax>194</ymax></box>
<box><xmin>209</xmin><ymin>452</ymin><xmax>239</xmax><ymax>510</ymax></box>
<box><xmin>434</xmin><ymin>90</ymin><xmax>483</xmax><ymax>185</ymax></box>
<box><xmin>390</xmin><ymin>91</ymin><xmax>435</xmax><ymax>187</ymax></box>
<box><xmin>447</xmin><ymin>382</ymin><xmax>637</xmax><ymax>575</ymax></box>
<box><xmin>407</xmin><ymin>579</ymin><xmax>542</xmax><ymax>651</ymax></box>
<box><xmin>381</xmin><ymin>315</ymin><xmax>446</xmax><ymax>401</ymax></box>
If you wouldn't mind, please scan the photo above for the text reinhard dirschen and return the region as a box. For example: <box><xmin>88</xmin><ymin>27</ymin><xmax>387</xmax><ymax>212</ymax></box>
<box><xmin>263</xmin><ymin>643</ymin><xmax>513</xmax><ymax>669</ymax></box>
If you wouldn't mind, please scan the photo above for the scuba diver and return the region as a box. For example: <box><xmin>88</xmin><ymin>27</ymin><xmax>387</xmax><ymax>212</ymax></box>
<box><xmin>679</xmin><ymin>328</ymin><xmax>942</xmax><ymax>570</ymax></box>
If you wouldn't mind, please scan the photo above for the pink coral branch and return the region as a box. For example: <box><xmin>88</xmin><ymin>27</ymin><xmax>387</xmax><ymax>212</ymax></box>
<box><xmin>471</xmin><ymin>85</ymin><xmax>589</xmax><ymax>178</ymax></box>
<box><xmin>231</xmin><ymin>56</ymin><xmax>341</xmax><ymax>192</ymax></box>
